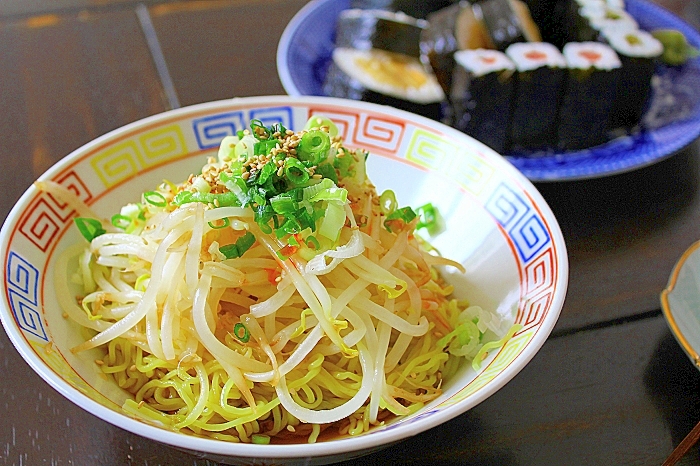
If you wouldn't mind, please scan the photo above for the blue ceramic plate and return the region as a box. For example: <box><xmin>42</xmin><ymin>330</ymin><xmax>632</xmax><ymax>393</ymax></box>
<box><xmin>277</xmin><ymin>0</ymin><xmax>700</xmax><ymax>182</ymax></box>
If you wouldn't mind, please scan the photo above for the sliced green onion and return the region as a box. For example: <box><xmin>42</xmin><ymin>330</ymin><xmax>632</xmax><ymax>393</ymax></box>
<box><xmin>304</xmin><ymin>115</ymin><xmax>339</xmax><ymax>137</ymax></box>
<box><xmin>143</xmin><ymin>191</ymin><xmax>167</xmax><ymax>207</ymax></box>
<box><xmin>415</xmin><ymin>203</ymin><xmax>442</xmax><ymax>235</ymax></box>
<box><xmin>333</xmin><ymin>151</ymin><xmax>354</xmax><ymax>178</ymax></box>
<box><xmin>284</xmin><ymin>158</ymin><xmax>310</xmax><ymax>185</ymax></box>
<box><xmin>384</xmin><ymin>206</ymin><xmax>417</xmax><ymax>232</ymax></box>
<box><xmin>74</xmin><ymin>217</ymin><xmax>106</xmax><ymax>242</ymax></box>
<box><xmin>318</xmin><ymin>201</ymin><xmax>346</xmax><ymax>242</ymax></box>
<box><xmin>251</xmin><ymin>434</ymin><xmax>270</xmax><ymax>445</ymax></box>
<box><xmin>208</xmin><ymin>217</ymin><xmax>230</xmax><ymax>229</ymax></box>
<box><xmin>314</xmin><ymin>162</ymin><xmax>338</xmax><ymax>183</ymax></box>
<box><xmin>173</xmin><ymin>190</ymin><xmax>239</xmax><ymax>207</ymax></box>
<box><xmin>111</xmin><ymin>214</ymin><xmax>132</xmax><ymax>230</ymax></box>
<box><xmin>250</xmin><ymin>119</ymin><xmax>268</xmax><ymax>138</ymax></box>
<box><xmin>298</xmin><ymin>130</ymin><xmax>330</xmax><ymax>164</ymax></box>
<box><xmin>219</xmin><ymin>231</ymin><xmax>256</xmax><ymax>259</ymax></box>
<box><xmin>254</xmin><ymin>139</ymin><xmax>280</xmax><ymax>156</ymax></box>
<box><xmin>269</xmin><ymin>194</ymin><xmax>297</xmax><ymax>214</ymax></box>
<box><xmin>379</xmin><ymin>190</ymin><xmax>397</xmax><ymax>214</ymax></box>
<box><xmin>233</xmin><ymin>322</ymin><xmax>251</xmax><ymax>343</ymax></box>
<box><xmin>306</xmin><ymin>235</ymin><xmax>320</xmax><ymax>250</ymax></box>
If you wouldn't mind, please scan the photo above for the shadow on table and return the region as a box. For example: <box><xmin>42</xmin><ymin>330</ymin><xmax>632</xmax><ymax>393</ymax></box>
<box><xmin>644</xmin><ymin>328</ymin><xmax>700</xmax><ymax>462</ymax></box>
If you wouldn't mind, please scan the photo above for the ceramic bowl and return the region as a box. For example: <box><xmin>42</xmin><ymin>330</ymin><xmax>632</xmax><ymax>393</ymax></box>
<box><xmin>661</xmin><ymin>240</ymin><xmax>700</xmax><ymax>369</ymax></box>
<box><xmin>0</xmin><ymin>96</ymin><xmax>568</xmax><ymax>465</ymax></box>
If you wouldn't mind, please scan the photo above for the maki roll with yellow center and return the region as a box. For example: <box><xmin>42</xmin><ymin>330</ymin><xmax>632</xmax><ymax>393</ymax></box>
<box><xmin>323</xmin><ymin>47</ymin><xmax>445</xmax><ymax>120</ymax></box>
<box><xmin>324</xmin><ymin>8</ymin><xmax>445</xmax><ymax>120</ymax></box>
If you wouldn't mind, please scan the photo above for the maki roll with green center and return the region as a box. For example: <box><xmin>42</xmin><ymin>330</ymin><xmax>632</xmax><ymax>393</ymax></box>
<box><xmin>558</xmin><ymin>42</ymin><xmax>622</xmax><ymax>150</ymax></box>
<box><xmin>506</xmin><ymin>42</ymin><xmax>566</xmax><ymax>151</ymax></box>
<box><xmin>603</xmin><ymin>28</ymin><xmax>663</xmax><ymax>132</ymax></box>
<box><xmin>450</xmin><ymin>49</ymin><xmax>516</xmax><ymax>153</ymax></box>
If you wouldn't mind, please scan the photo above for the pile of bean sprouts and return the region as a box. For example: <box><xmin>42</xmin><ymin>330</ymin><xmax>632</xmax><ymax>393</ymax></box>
<box><xmin>44</xmin><ymin>117</ymin><xmax>516</xmax><ymax>444</ymax></box>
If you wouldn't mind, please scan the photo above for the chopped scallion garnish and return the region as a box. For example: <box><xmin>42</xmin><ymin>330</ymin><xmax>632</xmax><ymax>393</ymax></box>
<box><xmin>74</xmin><ymin>217</ymin><xmax>106</xmax><ymax>242</ymax></box>
<box><xmin>233</xmin><ymin>322</ymin><xmax>251</xmax><ymax>343</ymax></box>
<box><xmin>219</xmin><ymin>231</ymin><xmax>256</xmax><ymax>259</ymax></box>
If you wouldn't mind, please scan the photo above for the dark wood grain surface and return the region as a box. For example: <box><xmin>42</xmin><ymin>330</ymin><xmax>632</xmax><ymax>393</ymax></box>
<box><xmin>1</xmin><ymin>1</ymin><xmax>699</xmax><ymax>465</ymax></box>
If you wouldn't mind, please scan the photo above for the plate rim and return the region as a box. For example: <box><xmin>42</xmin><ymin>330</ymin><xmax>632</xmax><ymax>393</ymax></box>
<box><xmin>276</xmin><ymin>0</ymin><xmax>700</xmax><ymax>182</ymax></box>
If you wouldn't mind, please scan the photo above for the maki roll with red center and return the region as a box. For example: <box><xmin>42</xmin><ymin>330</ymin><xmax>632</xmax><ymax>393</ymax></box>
<box><xmin>603</xmin><ymin>28</ymin><xmax>663</xmax><ymax>132</ymax></box>
<box><xmin>506</xmin><ymin>42</ymin><xmax>566</xmax><ymax>150</ymax></box>
<box><xmin>558</xmin><ymin>42</ymin><xmax>622</xmax><ymax>150</ymax></box>
<box><xmin>450</xmin><ymin>49</ymin><xmax>516</xmax><ymax>153</ymax></box>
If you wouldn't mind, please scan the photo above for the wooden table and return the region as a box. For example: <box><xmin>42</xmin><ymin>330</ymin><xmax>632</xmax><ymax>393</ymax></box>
<box><xmin>1</xmin><ymin>0</ymin><xmax>699</xmax><ymax>464</ymax></box>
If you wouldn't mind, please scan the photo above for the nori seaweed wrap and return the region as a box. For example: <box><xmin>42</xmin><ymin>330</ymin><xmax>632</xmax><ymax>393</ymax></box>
<box><xmin>506</xmin><ymin>42</ymin><xmax>566</xmax><ymax>150</ymax></box>
<box><xmin>558</xmin><ymin>42</ymin><xmax>622</xmax><ymax>150</ymax></box>
<box><xmin>471</xmin><ymin>0</ymin><xmax>542</xmax><ymax>51</ymax></box>
<box><xmin>602</xmin><ymin>28</ymin><xmax>663</xmax><ymax>132</ymax></box>
<box><xmin>350</xmin><ymin>0</ymin><xmax>456</xmax><ymax>19</ymax></box>
<box><xmin>323</xmin><ymin>47</ymin><xmax>445</xmax><ymax>120</ymax></box>
<box><xmin>422</xmin><ymin>1</ymin><xmax>492</xmax><ymax>94</ymax></box>
<box><xmin>335</xmin><ymin>9</ymin><xmax>427</xmax><ymax>58</ymax></box>
<box><xmin>450</xmin><ymin>49</ymin><xmax>516</xmax><ymax>153</ymax></box>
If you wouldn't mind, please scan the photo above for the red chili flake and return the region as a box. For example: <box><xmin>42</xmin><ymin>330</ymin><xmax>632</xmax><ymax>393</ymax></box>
<box><xmin>265</xmin><ymin>268</ymin><xmax>281</xmax><ymax>285</ymax></box>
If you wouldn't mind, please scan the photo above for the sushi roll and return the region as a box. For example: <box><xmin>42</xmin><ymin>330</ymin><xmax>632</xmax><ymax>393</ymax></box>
<box><xmin>422</xmin><ymin>1</ymin><xmax>493</xmax><ymax>94</ymax></box>
<box><xmin>506</xmin><ymin>42</ymin><xmax>566</xmax><ymax>150</ymax></box>
<box><xmin>567</xmin><ymin>0</ymin><xmax>607</xmax><ymax>43</ymax></box>
<box><xmin>520</xmin><ymin>0</ymin><xmax>568</xmax><ymax>47</ymax></box>
<box><xmin>450</xmin><ymin>49</ymin><xmax>516</xmax><ymax>153</ymax></box>
<box><xmin>335</xmin><ymin>9</ymin><xmax>427</xmax><ymax>58</ymax></box>
<box><xmin>602</xmin><ymin>28</ymin><xmax>663</xmax><ymax>132</ymax></box>
<box><xmin>350</xmin><ymin>0</ymin><xmax>456</xmax><ymax>19</ymax></box>
<box><xmin>558</xmin><ymin>42</ymin><xmax>622</xmax><ymax>150</ymax></box>
<box><xmin>471</xmin><ymin>0</ymin><xmax>542</xmax><ymax>51</ymax></box>
<box><xmin>583</xmin><ymin>5</ymin><xmax>638</xmax><ymax>37</ymax></box>
<box><xmin>323</xmin><ymin>47</ymin><xmax>445</xmax><ymax>120</ymax></box>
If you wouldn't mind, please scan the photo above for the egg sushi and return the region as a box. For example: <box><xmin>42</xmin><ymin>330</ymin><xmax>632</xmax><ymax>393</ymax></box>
<box><xmin>323</xmin><ymin>47</ymin><xmax>445</xmax><ymax>120</ymax></box>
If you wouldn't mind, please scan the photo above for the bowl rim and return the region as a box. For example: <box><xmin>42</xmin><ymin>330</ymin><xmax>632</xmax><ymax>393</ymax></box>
<box><xmin>0</xmin><ymin>95</ymin><xmax>569</xmax><ymax>460</ymax></box>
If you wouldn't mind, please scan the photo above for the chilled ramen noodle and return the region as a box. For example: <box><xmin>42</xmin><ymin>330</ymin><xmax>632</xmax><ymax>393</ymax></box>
<box><xmin>42</xmin><ymin>116</ymin><xmax>519</xmax><ymax>444</ymax></box>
